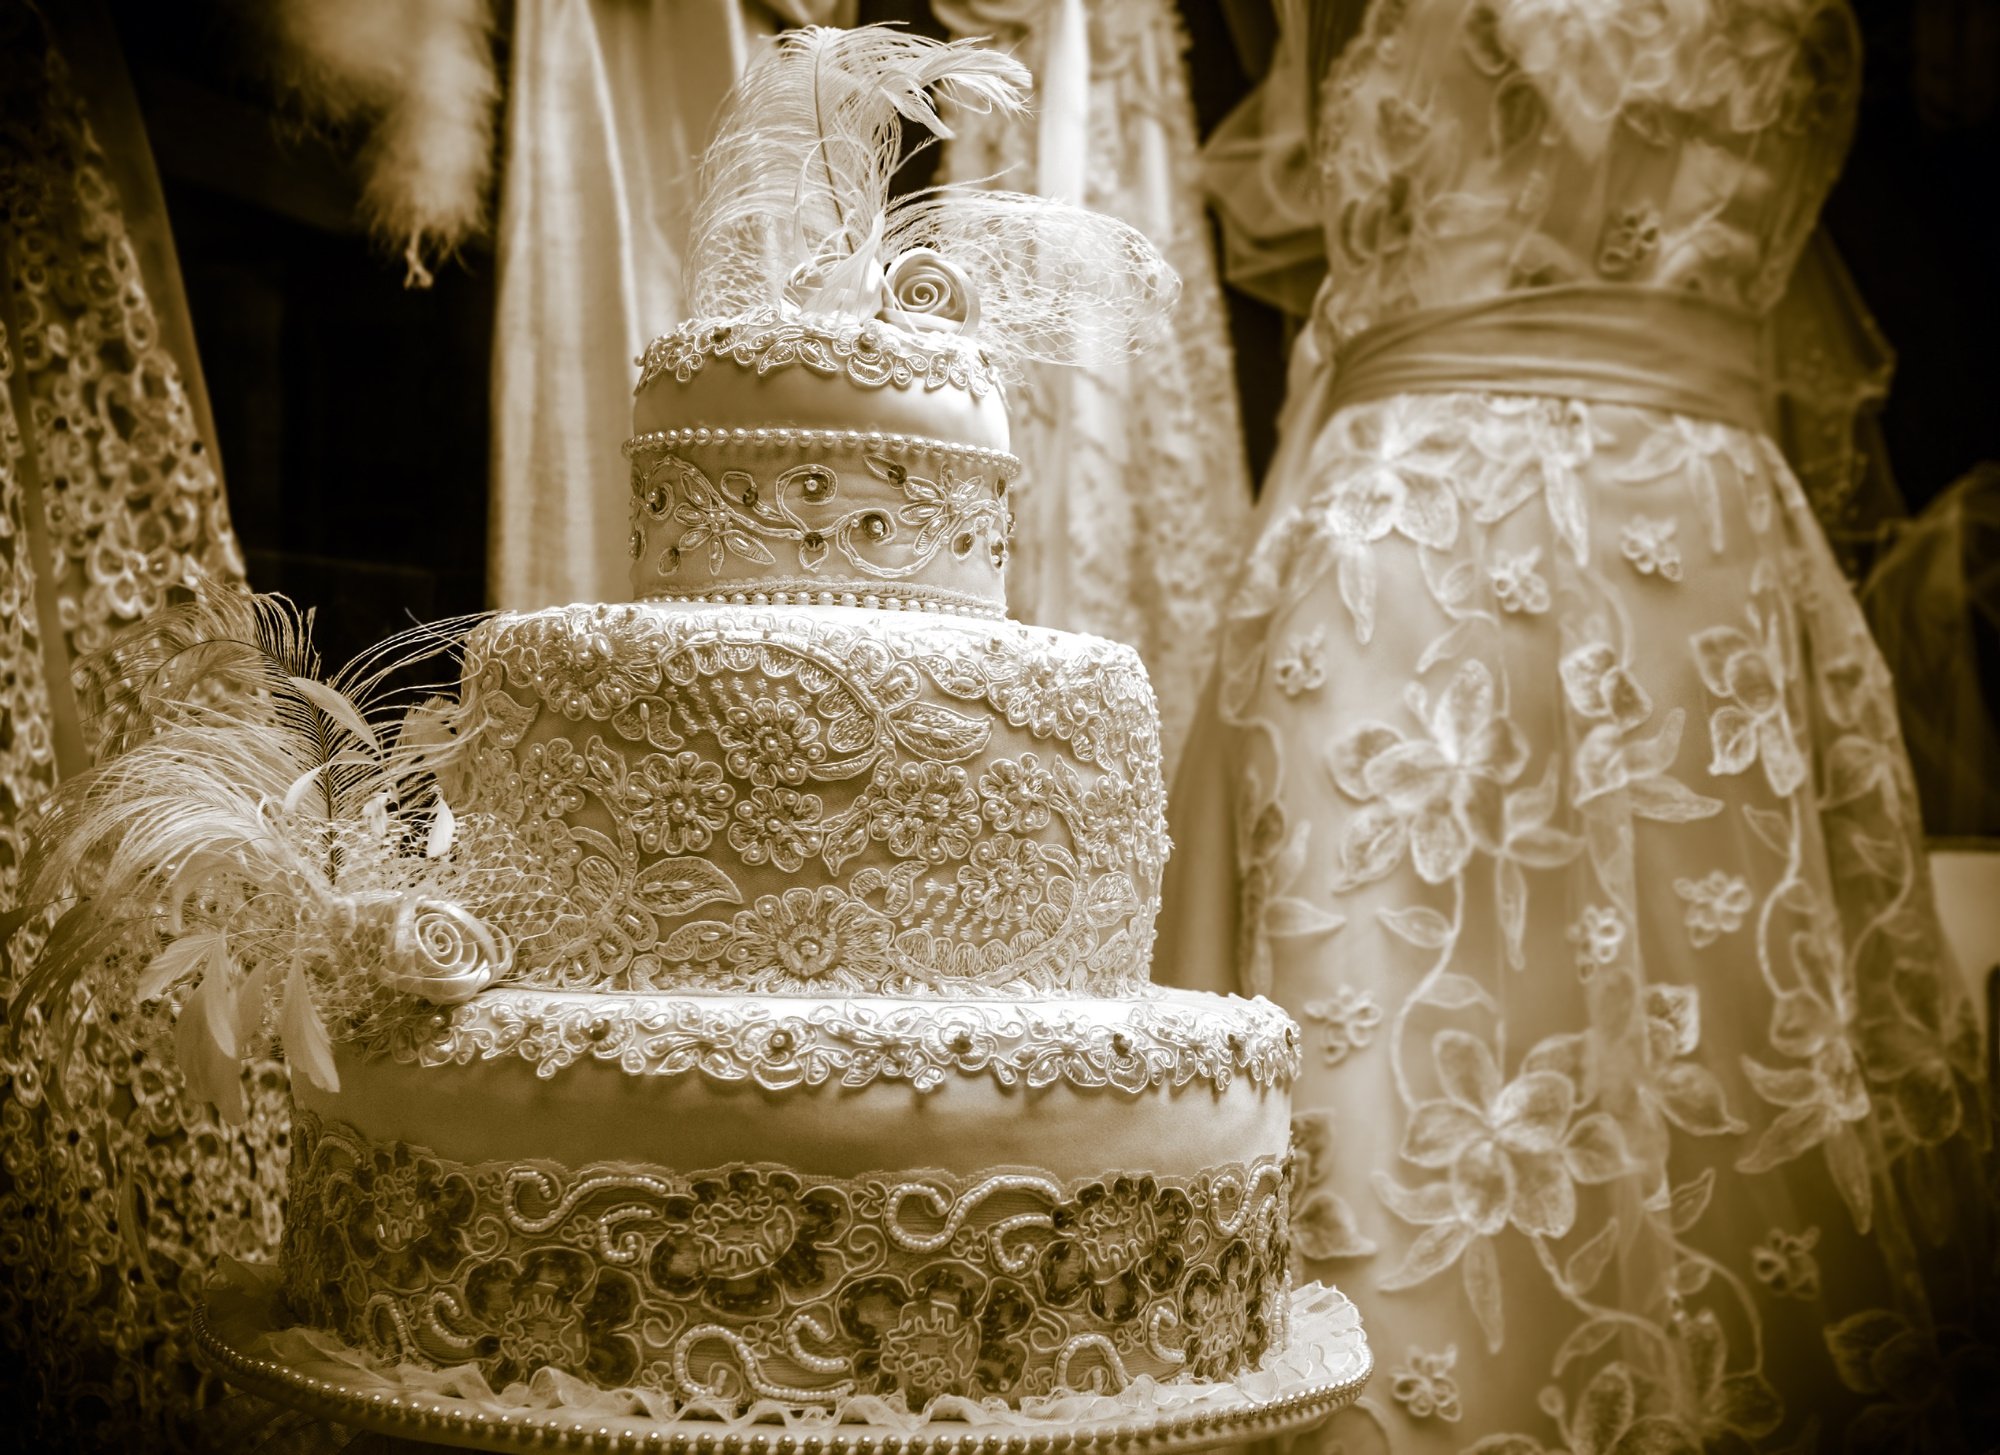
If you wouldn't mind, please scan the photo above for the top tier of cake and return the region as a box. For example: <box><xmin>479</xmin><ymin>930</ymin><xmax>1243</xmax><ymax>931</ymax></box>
<box><xmin>628</xmin><ymin>311</ymin><xmax>1017</xmax><ymax>618</ymax></box>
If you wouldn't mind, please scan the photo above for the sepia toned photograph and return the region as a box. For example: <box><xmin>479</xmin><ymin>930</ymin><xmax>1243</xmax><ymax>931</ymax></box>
<box><xmin>0</xmin><ymin>0</ymin><xmax>1995</xmax><ymax>1449</ymax></box>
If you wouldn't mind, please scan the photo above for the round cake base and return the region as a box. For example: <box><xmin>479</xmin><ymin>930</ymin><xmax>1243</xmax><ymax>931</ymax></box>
<box><xmin>194</xmin><ymin>1282</ymin><xmax>1371</xmax><ymax>1455</ymax></box>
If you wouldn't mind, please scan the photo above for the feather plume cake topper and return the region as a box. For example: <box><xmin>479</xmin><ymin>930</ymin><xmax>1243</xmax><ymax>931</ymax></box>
<box><xmin>10</xmin><ymin>585</ymin><xmax>552</xmax><ymax>1123</ymax></box>
<box><xmin>675</xmin><ymin>23</ymin><xmax>1181</xmax><ymax>375</ymax></box>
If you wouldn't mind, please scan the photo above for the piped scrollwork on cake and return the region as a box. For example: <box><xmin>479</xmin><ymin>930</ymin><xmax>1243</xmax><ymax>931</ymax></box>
<box><xmin>626</xmin><ymin>431</ymin><xmax>1014</xmax><ymax>608</ymax></box>
<box><xmin>453</xmin><ymin>604</ymin><xmax>1168</xmax><ymax>996</ymax></box>
<box><xmin>352</xmin><ymin>989</ymin><xmax>1300</xmax><ymax>1091</ymax></box>
<box><xmin>639</xmin><ymin>313</ymin><xmax>999</xmax><ymax>399</ymax></box>
<box><xmin>280</xmin><ymin>1110</ymin><xmax>1292</xmax><ymax>1411</ymax></box>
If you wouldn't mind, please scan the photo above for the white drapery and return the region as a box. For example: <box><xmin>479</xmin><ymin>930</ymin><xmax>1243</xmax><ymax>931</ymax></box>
<box><xmin>490</xmin><ymin>0</ymin><xmax>852</xmax><ymax>612</ymax></box>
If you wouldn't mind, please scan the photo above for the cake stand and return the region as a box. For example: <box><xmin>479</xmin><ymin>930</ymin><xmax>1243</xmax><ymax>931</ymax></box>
<box><xmin>195</xmin><ymin>1281</ymin><xmax>1371</xmax><ymax>1455</ymax></box>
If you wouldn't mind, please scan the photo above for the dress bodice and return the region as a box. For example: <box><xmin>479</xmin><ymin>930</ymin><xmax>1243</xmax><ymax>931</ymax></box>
<box><xmin>1314</xmin><ymin>0</ymin><xmax>1861</xmax><ymax>341</ymax></box>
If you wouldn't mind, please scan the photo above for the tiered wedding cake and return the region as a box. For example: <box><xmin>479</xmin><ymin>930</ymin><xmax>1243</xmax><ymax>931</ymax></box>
<box><xmin>275</xmin><ymin>300</ymin><xmax>1301</xmax><ymax>1401</ymax></box>
<box><xmin>25</xmin><ymin>27</ymin><xmax>1354</xmax><ymax>1425</ymax></box>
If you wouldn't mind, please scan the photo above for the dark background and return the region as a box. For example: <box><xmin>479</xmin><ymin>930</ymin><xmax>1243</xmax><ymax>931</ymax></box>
<box><xmin>107</xmin><ymin>0</ymin><xmax>2000</xmax><ymax>670</ymax></box>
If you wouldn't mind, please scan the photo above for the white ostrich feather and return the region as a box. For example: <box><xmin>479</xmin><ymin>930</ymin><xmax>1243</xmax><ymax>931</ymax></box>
<box><xmin>683</xmin><ymin>23</ymin><xmax>1178</xmax><ymax>371</ymax></box>
<box><xmin>263</xmin><ymin>0</ymin><xmax>500</xmax><ymax>284</ymax></box>
<box><xmin>16</xmin><ymin>586</ymin><xmax>548</xmax><ymax>1122</ymax></box>
<box><xmin>687</xmin><ymin>25</ymin><xmax>1030</xmax><ymax>320</ymax></box>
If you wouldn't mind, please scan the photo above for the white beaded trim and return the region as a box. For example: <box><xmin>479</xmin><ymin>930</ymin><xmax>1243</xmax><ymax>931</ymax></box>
<box><xmin>636</xmin><ymin>581</ymin><xmax>1007</xmax><ymax>621</ymax></box>
<box><xmin>624</xmin><ymin>427</ymin><xmax>1021</xmax><ymax>482</ymax></box>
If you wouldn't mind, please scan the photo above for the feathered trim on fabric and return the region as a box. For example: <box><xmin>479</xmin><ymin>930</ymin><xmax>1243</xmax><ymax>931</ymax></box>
<box><xmin>261</xmin><ymin>0</ymin><xmax>500</xmax><ymax>286</ymax></box>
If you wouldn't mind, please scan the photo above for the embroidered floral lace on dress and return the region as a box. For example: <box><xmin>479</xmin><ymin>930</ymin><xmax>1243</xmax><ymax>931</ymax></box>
<box><xmin>0</xmin><ymin>3</ymin><xmax>283</xmax><ymax>1445</ymax></box>
<box><xmin>1159</xmin><ymin>1</ymin><xmax>1998</xmax><ymax>1449</ymax></box>
<box><xmin>1308</xmin><ymin>0</ymin><xmax>1860</xmax><ymax>341</ymax></box>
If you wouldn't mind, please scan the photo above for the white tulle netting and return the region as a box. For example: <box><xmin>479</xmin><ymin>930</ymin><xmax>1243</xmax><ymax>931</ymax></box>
<box><xmin>1860</xmin><ymin>462</ymin><xmax>2000</xmax><ymax>836</ymax></box>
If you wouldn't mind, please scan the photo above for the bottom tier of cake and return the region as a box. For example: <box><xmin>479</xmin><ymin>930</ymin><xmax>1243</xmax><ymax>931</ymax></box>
<box><xmin>280</xmin><ymin>990</ymin><xmax>1297</xmax><ymax>1412</ymax></box>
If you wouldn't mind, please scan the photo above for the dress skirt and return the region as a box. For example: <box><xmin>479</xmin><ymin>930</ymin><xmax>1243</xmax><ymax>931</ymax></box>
<box><xmin>1158</xmin><ymin>343</ymin><xmax>1999</xmax><ymax>1451</ymax></box>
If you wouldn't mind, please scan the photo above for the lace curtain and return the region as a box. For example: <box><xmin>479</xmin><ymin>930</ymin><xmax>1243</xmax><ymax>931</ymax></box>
<box><xmin>0</xmin><ymin>1</ymin><xmax>288</xmax><ymax>1446</ymax></box>
<box><xmin>931</xmin><ymin>0</ymin><xmax>1255</xmax><ymax>774</ymax></box>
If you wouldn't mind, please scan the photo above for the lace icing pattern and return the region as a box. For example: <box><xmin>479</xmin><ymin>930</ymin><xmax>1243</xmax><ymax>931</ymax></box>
<box><xmin>280</xmin><ymin>1109</ymin><xmax>1292</xmax><ymax>1411</ymax></box>
<box><xmin>626</xmin><ymin>443</ymin><xmax>1010</xmax><ymax>593</ymax></box>
<box><xmin>638</xmin><ymin>313</ymin><xmax>997</xmax><ymax>399</ymax></box>
<box><xmin>350</xmin><ymin>990</ymin><xmax>1301</xmax><ymax>1091</ymax></box>
<box><xmin>211</xmin><ymin>1273</ymin><xmax>1370</xmax><ymax>1434</ymax></box>
<box><xmin>456</xmin><ymin>605</ymin><xmax>1168</xmax><ymax>997</ymax></box>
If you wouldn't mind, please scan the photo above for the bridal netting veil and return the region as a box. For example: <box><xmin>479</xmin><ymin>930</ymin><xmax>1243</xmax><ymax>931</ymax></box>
<box><xmin>1160</xmin><ymin>0</ymin><xmax>1999</xmax><ymax>1449</ymax></box>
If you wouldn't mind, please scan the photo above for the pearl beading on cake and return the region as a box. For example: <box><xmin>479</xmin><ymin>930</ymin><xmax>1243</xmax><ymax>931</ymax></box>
<box><xmin>623</xmin><ymin>427</ymin><xmax>1021</xmax><ymax>483</ymax></box>
<box><xmin>635</xmin><ymin>581</ymin><xmax>1007</xmax><ymax>621</ymax></box>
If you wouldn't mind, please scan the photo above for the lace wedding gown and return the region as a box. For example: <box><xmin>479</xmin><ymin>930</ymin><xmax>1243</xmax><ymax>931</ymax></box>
<box><xmin>1159</xmin><ymin>1</ymin><xmax>1998</xmax><ymax>1449</ymax></box>
<box><xmin>0</xmin><ymin>3</ymin><xmax>287</xmax><ymax>1445</ymax></box>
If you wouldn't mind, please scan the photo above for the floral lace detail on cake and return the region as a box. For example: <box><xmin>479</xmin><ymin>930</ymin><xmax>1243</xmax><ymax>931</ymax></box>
<box><xmin>637</xmin><ymin>312</ymin><xmax>997</xmax><ymax>399</ymax></box>
<box><xmin>351</xmin><ymin>990</ymin><xmax>1300</xmax><ymax>1092</ymax></box>
<box><xmin>281</xmin><ymin>1111</ymin><xmax>1290</xmax><ymax>1411</ymax></box>
<box><xmin>628</xmin><ymin>444</ymin><xmax>1010</xmax><ymax>589</ymax></box>
<box><xmin>456</xmin><ymin>605</ymin><xmax>1167</xmax><ymax>996</ymax></box>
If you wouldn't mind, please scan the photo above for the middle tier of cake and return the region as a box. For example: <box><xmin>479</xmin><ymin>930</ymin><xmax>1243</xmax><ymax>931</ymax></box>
<box><xmin>453</xmin><ymin>603</ymin><xmax>1168</xmax><ymax>997</ymax></box>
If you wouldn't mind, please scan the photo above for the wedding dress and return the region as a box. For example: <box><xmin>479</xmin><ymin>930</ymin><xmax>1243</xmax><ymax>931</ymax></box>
<box><xmin>933</xmin><ymin>0</ymin><xmax>1254</xmax><ymax>771</ymax></box>
<box><xmin>0</xmin><ymin>1</ymin><xmax>286</xmax><ymax>1445</ymax></box>
<box><xmin>1159</xmin><ymin>1</ymin><xmax>1998</xmax><ymax>1449</ymax></box>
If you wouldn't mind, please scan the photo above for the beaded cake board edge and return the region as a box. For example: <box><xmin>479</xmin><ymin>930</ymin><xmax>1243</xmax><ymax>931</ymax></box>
<box><xmin>195</xmin><ymin>1284</ymin><xmax>1371</xmax><ymax>1455</ymax></box>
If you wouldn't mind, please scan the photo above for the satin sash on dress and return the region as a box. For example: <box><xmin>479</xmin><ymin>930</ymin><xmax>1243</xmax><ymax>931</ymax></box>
<box><xmin>1323</xmin><ymin>283</ymin><xmax>1772</xmax><ymax>433</ymax></box>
